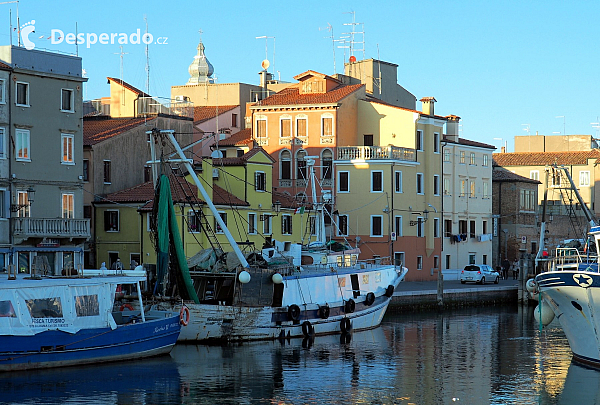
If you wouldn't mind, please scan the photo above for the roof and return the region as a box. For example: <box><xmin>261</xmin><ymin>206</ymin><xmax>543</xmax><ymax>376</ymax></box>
<box><xmin>83</xmin><ymin>116</ymin><xmax>155</xmax><ymax>146</ymax></box>
<box><xmin>0</xmin><ymin>61</ymin><xmax>11</xmax><ymax>71</ymax></box>
<box><xmin>293</xmin><ymin>70</ymin><xmax>342</xmax><ymax>84</ymax></box>
<box><xmin>492</xmin><ymin>150</ymin><xmax>600</xmax><ymax>167</ymax></box>
<box><xmin>211</xmin><ymin>147</ymin><xmax>275</xmax><ymax>165</ymax></box>
<box><xmin>443</xmin><ymin>135</ymin><xmax>496</xmax><ymax>150</ymax></box>
<box><xmin>216</xmin><ymin>129</ymin><xmax>252</xmax><ymax>147</ymax></box>
<box><xmin>492</xmin><ymin>168</ymin><xmax>541</xmax><ymax>184</ymax></box>
<box><xmin>253</xmin><ymin>83</ymin><xmax>364</xmax><ymax>107</ymax></box>
<box><xmin>193</xmin><ymin>105</ymin><xmax>238</xmax><ymax>124</ymax></box>
<box><xmin>366</xmin><ymin>96</ymin><xmax>449</xmax><ymax>120</ymax></box>
<box><xmin>107</xmin><ymin>77</ymin><xmax>150</xmax><ymax>98</ymax></box>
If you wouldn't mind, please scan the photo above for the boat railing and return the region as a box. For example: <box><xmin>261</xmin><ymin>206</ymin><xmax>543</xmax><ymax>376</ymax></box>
<box><xmin>549</xmin><ymin>247</ymin><xmax>599</xmax><ymax>272</ymax></box>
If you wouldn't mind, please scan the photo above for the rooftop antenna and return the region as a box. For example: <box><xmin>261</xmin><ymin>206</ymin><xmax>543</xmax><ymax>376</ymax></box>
<box><xmin>1</xmin><ymin>1</ymin><xmax>19</xmax><ymax>46</ymax></box>
<box><xmin>522</xmin><ymin>124</ymin><xmax>530</xmax><ymax>135</ymax></box>
<box><xmin>114</xmin><ymin>45</ymin><xmax>129</xmax><ymax>106</ymax></box>
<box><xmin>591</xmin><ymin>119</ymin><xmax>600</xmax><ymax>138</ymax></box>
<box><xmin>556</xmin><ymin>115</ymin><xmax>565</xmax><ymax>135</ymax></box>
<box><xmin>342</xmin><ymin>11</ymin><xmax>365</xmax><ymax>61</ymax></box>
<box><xmin>335</xmin><ymin>35</ymin><xmax>351</xmax><ymax>67</ymax></box>
<box><xmin>75</xmin><ymin>22</ymin><xmax>78</xmax><ymax>56</ymax></box>
<box><xmin>255</xmin><ymin>36</ymin><xmax>275</xmax><ymax>75</ymax></box>
<box><xmin>319</xmin><ymin>23</ymin><xmax>336</xmax><ymax>74</ymax></box>
<box><xmin>376</xmin><ymin>43</ymin><xmax>382</xmax><ymax>97</ymax></box>
<box><xmin>145</xmin><ymin>15</ymin><xmax>150</xmax><ymax>96</ymax></box>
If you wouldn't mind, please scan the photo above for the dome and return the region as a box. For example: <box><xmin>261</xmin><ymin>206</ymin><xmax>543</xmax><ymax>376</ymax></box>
<box><xmin>187</xmin><ymin>40</ymin><xmax>214</xmax><ymax>85</ymax></box>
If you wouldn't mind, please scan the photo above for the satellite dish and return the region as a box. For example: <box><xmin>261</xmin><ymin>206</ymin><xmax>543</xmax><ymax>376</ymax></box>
<box><xmin>261</xmin><ymin>59</ymin><xmax>270</xmax><ymax>70</ymax></box>
<box><xmin>210</xmin><ymin>150</ymin><xmax>223</xmax><ymax>158</ymax></box>
<box><xmin>349</xmin><ymin>55</ymin><xmax>356</xmax><ymax>63</ymax></box>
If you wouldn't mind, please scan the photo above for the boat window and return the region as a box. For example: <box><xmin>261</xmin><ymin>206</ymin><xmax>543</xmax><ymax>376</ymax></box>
<box><xmin>26</xmin><ymin>297</ymin><xmax>63</xmax><ymax>318</ymax></box>
<box><xmin>0</xmin><ymin>300</ymin><xmax>16</xmax><ymax>317</ymax></box>
<box><xmin>75</xmin><ymin>295</ymin><xmax>100</xmax><ymax>317</ymax></box>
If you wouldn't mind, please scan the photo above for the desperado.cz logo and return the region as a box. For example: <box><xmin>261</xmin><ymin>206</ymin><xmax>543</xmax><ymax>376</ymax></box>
<box><xmin>20</xmin><ymin>20</ymin><xmax>168</xmax><ymax>50</ymax></box>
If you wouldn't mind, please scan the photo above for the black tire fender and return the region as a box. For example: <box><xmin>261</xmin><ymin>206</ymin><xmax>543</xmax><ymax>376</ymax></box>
<box><xmin>385</xmin><ymin>284</ymin><xmax>395</xmax><ymax>297</ymax></box>
<box><xmin>345</xmin><ymin>299</ymin><xmax>356</xmax><ymax>313</ymax></box>
<box><xmin>288</xmin><ymin>304</ymin><xmax>301</xmax><ymax>321</ymax></box>
<box><xmin>365</xmin><ymin>292</ymin><xmax>375</xmax><ymax>306</ymax></box>
<box><xmin>301</xmin><ymin>320</ymin><xmax>314</xmax><ymax>337</ymax></box>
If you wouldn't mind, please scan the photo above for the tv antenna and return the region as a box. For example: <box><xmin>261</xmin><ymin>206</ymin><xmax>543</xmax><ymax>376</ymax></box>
<box><xmin>319</xmin><ymin>23</ymin><xmax>336</xmax><ymax>74</ymax></box>
<box><xmin>256</xmin><ymin>36</ymin><xmax>275</xmax><ymax>74</ymax></box>
<box><xmin>114</xmin><ymin>45</ymin><xmax>129</xmax><ymax>105</ymax></box>
<box><xmin>342</xmin><ymin>11</ymin><xmax>365</xmax><ymax>61</ymax></box>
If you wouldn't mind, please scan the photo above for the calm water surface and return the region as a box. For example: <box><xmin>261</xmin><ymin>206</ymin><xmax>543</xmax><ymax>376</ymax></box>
<box><xmin>1</xmin><ymin>305</ymin><xmax>594</xmax><ymax>405</ymax></box>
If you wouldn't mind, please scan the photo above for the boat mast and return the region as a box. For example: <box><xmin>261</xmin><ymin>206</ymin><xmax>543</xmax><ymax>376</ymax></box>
<box><xmin>307</xmin><ymin>156</ymin><xmax>326</xmax><ymax>246</ymax></box>
<box><xmin>148</xmin><ymin>129</ymin><xmax>249</xmax><ymax>268</ymax></box>
<box><xmin>535</xmin><ymin>167</ymin><xmax>550</xmax><ymax>270</ymax></box>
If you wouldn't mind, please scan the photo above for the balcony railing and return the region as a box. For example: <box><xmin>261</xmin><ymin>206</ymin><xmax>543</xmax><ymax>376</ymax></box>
<box><xmin>137</xmin><ymin>97</ymin><xmax>194</xmax><ymax>119</ymax></box>
<box><xmin>337</xmin><ymin>146</ymin><xmax>417</xmax><ymax>162</ymax></box>
<box><xmin>13</xmin><ymin>218</ymin><xmax>91</xmax><ymax>240</ymax></box>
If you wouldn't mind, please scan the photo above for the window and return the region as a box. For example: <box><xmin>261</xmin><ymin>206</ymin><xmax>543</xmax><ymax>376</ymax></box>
<box><xmin>416</xmin><ymin>130</ymin><xmax>423</xmax><ymax>151</ymax></box>
<box><xmin>395</xmin><ymin>216</ymin><xmax>403</xmax><ymax>237</ymax></box>
<box><xmin>433</xmin><ymin>175</ymin><xmax>440</xmax><ymax>196</ymax></box>
<box><xmin>364</xmin><ymin>134</ymin><xmax>373</xmax><ymax>146</ymax></box>
<box><xmin>62</xmin><ymin>193</ymin><xmax>74</xmax><ymax>218</ymax></box>
<box><xmin>83</xmin><ymin>159</ymin><xmax>89</xmax><ymax>182</ymax></box>
<box><xmin>371</xmin><ymin>171</ymin><xmax>383</xmax><ymax>192</ymax></box>
<box><xmin>433</xmin><ymin>133</ymin><xmax>440</xmax><ymax>153</ymax></box>
<box><xmin>460</xmin><ymin>179</ymin><xmax>466</xmax><ymax>197</ymax></box>
<box><xmin>470</xmin><ymin>180</ymin><xmax>476</xmax><ymax>197</ymax></box>
<box><xmin>16</xmin><ymin>190</ymin><xmax>30</xmax><ymax>218</ymax></box>
<box><xmin>296</xmin><ymin>150</ymin><xmax>307</xmax><ymax>180</ymax></box>
<box><xmin>0</xmin><ymin>127</ymin><xmax>5</xmax><ymax>158</ymax></box>
<box><xmin>296</xmin><ymin>117</ymin><xmax>307</xmax><ymax>137</ymax></box>
<box><xmin>434</xmin><ymin>218</ymin><xmax>440</xmax><ymax>238</ymax></box>
<box><xmin>215</xmin><ymin>212</ymin><xmax>227</xmax><ymax>233</ymax></box>
<box><xmin>580</xmin><ymin>171</ymin><xmax>590</xmax><ymax>187</ymax></box>
<box><xmin>321</xmin><ymin>115</ymin><xmax>333</xmax><ymax>136</ymax></box>
<box><xmin>27</xmin><ymin>298</ymin><xmax>63</xmax><ymax>318</ymax></box>
<box><xmin>470</xmin><ymin>220</ymin><xmax>476</xmax><ymax>239</ymax></box>
<box><xmin>433</xmin><ymin>256</ymin><xmax>439</xmax><ymax>269</ymax></box>
<box><xmin>256</xmin><ymin>118</ymin><xmax>267</xmax><ymax>139</ymax></box>
<box><xmin>470</xmin><ymin>152</ymin><xmax>476</xmax><ymax>165</ymax></box>
<box><xmin>338</xmin><ymin>171</ymin><xmax>349</xmax><ymax>192</ymax></box>
<box><xmin>482</xmin><ymin>220</ymin><xmax>488</xmax><ymax>234</ymax></box>
<box><xmin>280</xmin><ymin>117</ymin><xmax>291</xmax><ymax>138</ymax></box>
<box><xmin>61</xmin><ymin>134</ymin><xmax>74</xmax><ymax>164</ymax></box>
<box><xmin>444</xmin><ymin>149</ymin><xmax>451</xmax><ymax>162</ymax></box>
<box><xmin>469</xmin><ymin>253</ymin><xmax>476</xmax><ymax>265</ymax></box>
<box><xmin>459</xmin><ymin>151</ymin><xmax>465</xmax><ymax>164</ymax></box>
<box><xmin>483</xmin><ymin>154</ymin><xmax>489</xmax><ymax>166</ymax></box>
<box><xmin>263</xmin><ymin>214</ymin><xmax>272</xmax><ymax>235</ymax></box>
<box><xmin>459</xmin><ymin>220</ymin><xmax>467</xmax><ymax>234</ymax></box>
<box><xmin>83</xmin><ymin>205</ymin><xmax>92</xmax><ymax>219</ymax></box>
<box><xmin>255</xmin><ymin>171</ymin><xmax>266</xmax><ymax>191</ymax></box>
<box><xmin>394</xmin><ymin>252</ymin><xmax>405</xmax><ymax>267</ymax></box>
<box><xmin>0</xmin><ymin>79</ymin><xmax>4</xmax><ymax>103</ymax></box>
<box><xmin>338</xmin><ymin>214</ymin><xmax>348</xmax><ymax>236</ymax></box>
<box><xmin>482</xmin><ymin>254</ymin><xmax>488</xmax><ymax>265</ymax></box>
<box><xmin>395</xmin><ymin>171</ymin><xmax>403</xmax><ymax>193</ymax></box>
<box><xmin>371</xmin><ymin>215</ymin><xmax>383</xmax><ymax>237</ymax></box>
<box><xmin>530</xmin><ymin>170</ymin><xmax>539</xmax><ymax>181</ymax></box>
<box><xmin>417</xmin><ymin>217</ymin><xmax>424</xmax><ymax>238</ymax></box>
<box><xmin>187</xmin><ymin>211</ymin><xmax>200</xmax><ymax>232</ymax></box>
<box><xmin>520</xmin><ymin>189</ymin><xmax>536</xmax><ymax>211</ymax></box>
<box><xmin>483</xmin><ymin>182</ymin><xmax>489</xmax><ymax>198</ymax></box>
<box><xmin>61</xmin><ymin>89</ymin><xmax>74</xmax><ymax>112</ymax></box>
<box><xmin>322</xmin><ymin>149</ymin><xmax>333</xmax><ymax>179</ymax></box>
<box><xmin>446</xmin><ymin>255</ymin><xmax>451</xmax><ymax>270</ymax></box>
<box><xmin>248</xmin><ymin>213</ymin><xmax>257</xmax><ymax>234</ymax></box>
<box><xmin>416</xmin><ymin>173</ymin><xmax>424</xmax><ymax>194</ymax></box>
<box><xmin>282</xmin><ymin>214</ymin><xmax>292</xmax><ymax>235</ymax></box>
<box><xmin>231</xmin><ymin>113</ymin><xmax>237</xmax><ymax>128</ymax></box>
<box><xmin>417</xmin><ymin>256</ymin><xmax>423</xmax><ymax>270</ymax></box>
<box><xmin>16</xmin><ymin>82</ymin><xmax>29</xmax><ymax>106</ymax></box>
<box><xmin>0</xmin><ymin>190</ymin><xmax>5</xmax><ymax>218</ymax></box>
<box><xmin>280</xmin><ymin>150</ymin><xmax>291</xmax><ymax>180</ymax></box>
<box><xmin>444</xmin><ymin>178</ymin><xmax>451</xmax><ymax>195</ymax></box>
<box><xmin>103</xmin><ymin>160</ymin><xmax>111</xmax><ymax>184</ymax></box>
<box><xmin>15</xmin><ymin>129</ymin><xmax>30</xmax><ymax>161</ymax></box>
<box><xmin>144</xmin><ymin>165</ymin><xmax>151</xmax><ymax>182</ymax></box>
<box><xmin>444</xmin><ymin>219</ymin><xmax>452</xmax><ymax>237</ymax></box>
<box><xmin>104</xmin><ymin>210</ymin><xmax>119</xmax><ymax>232</ymax></box>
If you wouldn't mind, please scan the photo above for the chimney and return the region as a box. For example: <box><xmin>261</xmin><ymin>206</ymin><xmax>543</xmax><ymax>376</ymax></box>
<box><xmin>445</xmin><ymin>115</ymin><xmax>461</xmax><ymax>142</ymax></box>
<box><xmin>258</xmin><ymin>70</ymin><xmax>272</xmax><ymax>100</ymax></box>
<box><xmin>420</xmin><ymin>97</ymin><xmax>437</xmax><ymax>116</ymax></box>
<box><xmin>501</xmin><ymin>146</ymin><xmax>506</xmax><ymax>153</ymax></box>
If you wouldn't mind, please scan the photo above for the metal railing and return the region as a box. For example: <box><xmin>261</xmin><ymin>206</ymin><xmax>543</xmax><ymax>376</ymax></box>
<box><xmin>137</xmin><ymin>97</ymin><xmax>194</xmax><ymax>119</ymax></box>
<box><xmin>549</xmin><ymin>247</ymin><xmax>598</xmax><ymax>272</ymax></box>
<box><xmin>337</xmin><ymin>146</ymin><xmax>417</xmax><ymax>162</ymax></box>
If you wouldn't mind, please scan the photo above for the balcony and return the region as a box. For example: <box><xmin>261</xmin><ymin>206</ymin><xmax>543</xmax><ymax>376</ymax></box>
<box><xmin>12</xmin><ymin>218</ymin><xmax>91</xmax><ymax>243</ymax></box>
<box><xmin>136</xmin><ymin>97</ymin><xmax>194</xmax><ymax>119</ymax></box>
<box><xmin>337</xmin><ymin>146</ymin><xmax>417</xmax><ymax>162</ymax></box>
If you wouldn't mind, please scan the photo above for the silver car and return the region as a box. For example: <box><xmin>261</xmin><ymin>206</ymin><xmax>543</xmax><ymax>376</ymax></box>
<box><xmin>460</xmin><ymin>264</ymin><xmax>500</xmax><ymax>284</ymax></box>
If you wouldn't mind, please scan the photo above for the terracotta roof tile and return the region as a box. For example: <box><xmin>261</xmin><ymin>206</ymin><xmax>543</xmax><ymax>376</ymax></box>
<box><xmin>253</xmin><ymin>83</ymin><xmax>364</xmax><ymax>107</ymax></box>
<box><xmin>492</xmin><ymin>168</ymin><xmax>541</xmax><ymax>184</ymax></box>
<box><xmin>492</xmin><ymin>150</ymin><xmax>600</xmax><ymax>167</ymax></box>
<box><xmin>211</xmin><ymin>146</ymin><xmax>275</xmax><ymax>165</ymax></box>
<box><xmin>366</xmin><ymin>97</ymin><xmax>448</xmax><ymax>120</ymax></box>
<box><xmin>107</xmin><ymin>77</ymin><xmax>150</xmax><ymax>97</ymax></box>
<box><xmin>193</xmin><ymin>105</ymin><xmax>238</xmax><ymax>124</ymax></box>
<box><xmin>83</xmin><ymin>116</ymin><xmax>155</xmax><ymax>146</ymax></box>
<box><xmin>216</xmin><ymin>128</ymin><xmax>252</xmax><ymax>147</ymax></box>
<box><xmin>0</xmin><ymin>61</ymin><xmax>11</xmax><ymax>70</ymax></box>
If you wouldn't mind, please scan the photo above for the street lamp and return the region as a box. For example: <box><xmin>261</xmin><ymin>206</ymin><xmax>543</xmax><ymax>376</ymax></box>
<box><xmin>10</xmin><ymin>186</ymin><xmax>35</xmax><ymax>212</ymax></box>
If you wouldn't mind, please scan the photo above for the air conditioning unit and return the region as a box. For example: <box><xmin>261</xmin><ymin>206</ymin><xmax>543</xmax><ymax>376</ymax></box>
<box><xmin>212</xmin><ymin>169</ymin><xmax>219</xmax><ymax>179</ymax></box>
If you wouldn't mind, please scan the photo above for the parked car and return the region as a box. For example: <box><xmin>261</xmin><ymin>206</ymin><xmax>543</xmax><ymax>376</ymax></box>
<box><xmin>460</xmin><ymin>264</ymin><xmax>499</xmax><ymax>284</ymax></box>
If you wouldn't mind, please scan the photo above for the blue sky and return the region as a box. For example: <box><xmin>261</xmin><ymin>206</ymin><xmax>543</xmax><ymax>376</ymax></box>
<box><xmin>4</xmin><ymin>0</ymin><xmax>600</xmax><ymax>151</ymax></box>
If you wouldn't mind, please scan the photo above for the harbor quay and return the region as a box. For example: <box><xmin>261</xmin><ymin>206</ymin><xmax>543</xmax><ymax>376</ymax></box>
<box><xmin>389</xmin><ymin>279</ymin><xmax>520</xmax><ymax>312</ymax></box>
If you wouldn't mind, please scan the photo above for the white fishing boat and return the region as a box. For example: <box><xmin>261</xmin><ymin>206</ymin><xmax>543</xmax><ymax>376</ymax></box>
<box><xmin>147</xmin><ymin>129</ymin><xmax>407</xmax><ymax>342</ymax></box>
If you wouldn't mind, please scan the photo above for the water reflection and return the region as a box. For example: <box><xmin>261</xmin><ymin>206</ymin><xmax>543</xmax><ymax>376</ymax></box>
<box><xmin>2</xmin><ymin>306</ymin><xmax>599</xmax><ymax>404</ymax></box>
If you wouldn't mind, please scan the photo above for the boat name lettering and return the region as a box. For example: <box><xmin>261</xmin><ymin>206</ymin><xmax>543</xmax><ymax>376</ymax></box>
<box><xmin>32</xmin><ymin>317</ymin><xmax>66</xmax><ymax>326</ymax></box>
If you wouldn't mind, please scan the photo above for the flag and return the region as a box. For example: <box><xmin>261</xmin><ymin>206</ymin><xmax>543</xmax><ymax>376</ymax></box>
<box><xmin>294</xmin><ymin>206</ymin><xmax>305</xmax><ymax>215</ymax></box>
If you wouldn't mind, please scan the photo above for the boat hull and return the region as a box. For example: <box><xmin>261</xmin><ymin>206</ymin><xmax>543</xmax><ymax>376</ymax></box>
<box><xmin>0</xmin><ymin>314</ymin><xmax>181</xmax><ymax>371</ymax></box>
<box><xmin>536</xmin><ymin>270</ymin><xmax>600</xmax><ymax>367</ymax></box>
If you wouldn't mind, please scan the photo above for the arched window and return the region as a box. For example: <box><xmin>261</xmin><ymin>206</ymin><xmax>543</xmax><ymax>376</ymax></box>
<box><xmin>321</xmin><ymin>149</ymin><xmax>332</xmax><ymax>179</ymax></box>
<box><xmin>296</xmin><ymin>149</ymin><xmax>307</xmax><ymax>180</ymax></box>
<box><xmin>280</xmin><ymin>149</ymin><xmax>291</xmax><ymax>180</ymax></box>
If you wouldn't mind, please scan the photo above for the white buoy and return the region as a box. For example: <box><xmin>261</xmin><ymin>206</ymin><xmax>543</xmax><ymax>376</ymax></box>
<box><xmin>238</xmin><ymin>271</ymin><xmax>251</xmax><ymax>284</ymax></box>
<box><xmin>533</xmin><ymin>302</ymin><xmax>555</xmax><ymax>326</ymax></box>
<box><xmin>272</xmin><ymin>273</ymin><xmax>283</xmax><ymax>284</ymax></box>
<box><xmin>526</xmin><ymin>279</ymin><xmax>537</xmax><ymax>293</ymax></box>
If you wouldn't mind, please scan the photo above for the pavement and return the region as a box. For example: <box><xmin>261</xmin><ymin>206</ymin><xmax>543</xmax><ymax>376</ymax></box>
<box><xmin>394</xmin><ymin>278</ymin><xmax>520</xmax><ymax>296</ymax></box>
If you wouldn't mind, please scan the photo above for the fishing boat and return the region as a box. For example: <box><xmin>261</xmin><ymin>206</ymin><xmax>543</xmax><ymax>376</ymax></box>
<box><xmin>147</xmin><ymin>129</ymin><xmax>407</xmax><ymax>343</ymax></box>
<box><xmin>0</xmin><ymin>271</ymin><xmax>182</xmax><ymax>371</ymax></box>
<box><xmin>531</xmin><ymin>164</ymin><xmax>600</xmax><ymax>367</ymax></box>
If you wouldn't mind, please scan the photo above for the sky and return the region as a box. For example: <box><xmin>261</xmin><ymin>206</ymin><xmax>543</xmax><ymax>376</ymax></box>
<box><xmin>3</xmin><ymin>0</ymin><xmax>600</xmax><ymax>152</ymax></box>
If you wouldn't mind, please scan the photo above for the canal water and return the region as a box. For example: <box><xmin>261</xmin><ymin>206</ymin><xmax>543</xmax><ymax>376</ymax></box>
<box><xmin>1</xmin><ymin>305</ymin><xmax>594</xmax><ymax>404</ymax></box>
